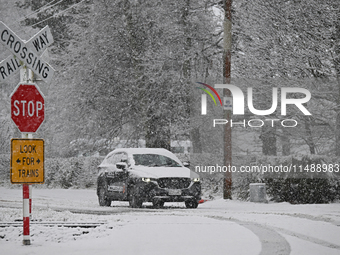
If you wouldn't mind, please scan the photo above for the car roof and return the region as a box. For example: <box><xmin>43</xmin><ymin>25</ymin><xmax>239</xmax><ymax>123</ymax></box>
<box><xmin>104</xmin><ymin>148</ymin><xmax>182</xmax><ymax>164</ymax></box>
<box><xmin>107</xmin><ymin>148</ymin><xmax>172</xmax><ymax>156</ymax></box>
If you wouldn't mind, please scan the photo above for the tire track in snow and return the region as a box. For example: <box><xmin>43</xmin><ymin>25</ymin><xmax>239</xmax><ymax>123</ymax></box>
<box><xmin>242</xmin><ymin>211</ymin><xmax>340</xmax><ymax>227</ymax></box>
<box><xmin>225</xmin><ymin>211</ymin><xmax>340</xmax><ymax>250</ymax></box>
<box><xmin>207</xmin><ymin>215</ymin><xmax>291</xmax><ymax>255</ymax></box>
<box><xmin>280</xmin><ymin>212</ymin><xmax>340</xmax><ymax>227</ymax></box>
<box><xmin>207</xmin><ymin>215</ymin><xmax>340</xmax><ymax>253</ymax></box>
<box><xmin>270</xmin><ymin>225</ymin><xmax>340</xmax><ymax>251</ymax></box>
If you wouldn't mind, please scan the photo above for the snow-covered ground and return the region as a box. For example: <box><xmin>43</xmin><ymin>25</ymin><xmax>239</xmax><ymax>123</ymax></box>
<box><xmin>0</xmin><ymin>187</ymin><xmax>339</xmax><ymax>255</ymax></box>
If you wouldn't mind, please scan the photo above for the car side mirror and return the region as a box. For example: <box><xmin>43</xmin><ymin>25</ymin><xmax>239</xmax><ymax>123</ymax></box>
<box><xmin>116</xmin><ymin>162</ymin><xmax>127</xmax><ymax>170</ymax></box>
<box><xmin>183</xmin><ymin>162</ymin><xmax>190</xmax><ymax>167</ymax></box>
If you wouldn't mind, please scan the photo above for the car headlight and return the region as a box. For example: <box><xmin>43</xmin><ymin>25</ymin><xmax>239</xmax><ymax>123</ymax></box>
<box><xmin>192</xmin><ymin>178</ymin><xmax>200</xmax><ymax>182</ymax></box>
<box><xmin>142</xmin><ymin>177</ymin><xmax>151</xmax><ymax>183</ymax></box>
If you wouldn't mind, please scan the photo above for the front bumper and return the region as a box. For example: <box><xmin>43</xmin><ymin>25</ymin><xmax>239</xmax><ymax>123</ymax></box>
<box><xmin>138</xmin><ymin>181</ymin><xmax>201</xmax><ymax>203</ymax></box>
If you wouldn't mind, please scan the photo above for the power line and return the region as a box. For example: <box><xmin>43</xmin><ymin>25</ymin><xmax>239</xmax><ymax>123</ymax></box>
<box><xmin>8</xmin><ymin>0</ymin><xmax>63</xmax><ymax>27</ymax></box>
<box><xmin>10</xmin><ymin>0</ymin><xmax>85</xmax><ymax>35</ymax></box>
<box><xmin>29</xmin><ymin>0</ymin><xmax>85</xmax><ymax>27</ymax></box>
<box><xmin>19</xmin><ymin>0</ymin><xmax>64</xmax><ymax>22</ymax></box>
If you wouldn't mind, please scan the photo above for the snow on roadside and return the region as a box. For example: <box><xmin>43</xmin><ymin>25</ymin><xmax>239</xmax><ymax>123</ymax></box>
<box><xmin>0</xmin><ymin>208</ymin><xmax>261</xmax><ymax>255</ymax></box>
<box><xmin>1</xmin><ymin>187</ymin><xmax>340</xmax><ymax>255</ymax></box>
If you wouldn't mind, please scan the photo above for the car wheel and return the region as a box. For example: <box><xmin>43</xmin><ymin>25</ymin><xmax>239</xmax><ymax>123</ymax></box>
<box><xmin>185</xmin><ymin>200</ymin><xmax>198</xmax><ymax>209</ymax></box>
<box><xmin>98</xmin><ymin>187</ymin><xmax>111</xmax><ymax>206</ymax></box>
<box><xmin>129</xmin><ymin>186</ymin><xmax>143</xmax><ymax>208</ymax></box>
<box><xmin>152</xmin><ymin>200</ymin><xmax>165</xmax><ymax>208</ymax></box>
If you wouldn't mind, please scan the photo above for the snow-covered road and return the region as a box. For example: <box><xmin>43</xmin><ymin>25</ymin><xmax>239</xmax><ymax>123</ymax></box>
<box><xmin>0</xmin><ymin>187</ymin><xmax>339</xmax><ymax>255</ymax></box>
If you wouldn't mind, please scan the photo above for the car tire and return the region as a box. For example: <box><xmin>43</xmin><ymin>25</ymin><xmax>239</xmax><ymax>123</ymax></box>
<box><xmin>129</xmin><ymin>186</ymin><xmax>143</xmax><ymax>208</ymax></box>
<box><xmin>98</xmin><ymin>187</ymin><xmax>111</xmax><ymax>206</ymax></box>
<box><xmin>152</xmin><ymin>200</ymin><xmax>165</xmax><ymax>208</ymax></box>
<box><xmin>185</xmin><ymin>200</ymin><xmax>198</xmax><ymax>209</ymax></box>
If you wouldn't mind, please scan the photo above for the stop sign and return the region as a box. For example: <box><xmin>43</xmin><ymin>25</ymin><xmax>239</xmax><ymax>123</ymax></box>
<box><xmin>10</xmin><ymin>83</ymin><xmax>45</xmax><ymax>133</ymax></box>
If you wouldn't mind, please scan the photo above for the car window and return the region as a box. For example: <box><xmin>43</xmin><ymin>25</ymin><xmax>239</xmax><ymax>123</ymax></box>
<box><xmin>106</xmin><ymin>152</ymin><xmax>128</xmax><ymax>165</ymax></box>
<box><xmin>133</xmin><ymin>154</ymin><xmax>181</xmax><ymax>167</ymax></box>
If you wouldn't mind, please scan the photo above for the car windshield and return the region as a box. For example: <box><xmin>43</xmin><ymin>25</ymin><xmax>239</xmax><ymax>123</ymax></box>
<box><xmin>133</xmin><ymin>154</ymin><xmax>181</xmax><ymax>167</ymax></box>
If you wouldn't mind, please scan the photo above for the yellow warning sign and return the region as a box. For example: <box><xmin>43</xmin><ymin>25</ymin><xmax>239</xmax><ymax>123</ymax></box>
<box><xmin>11</xmin><ymin>139</ymin><xmax>44</xmax><ymax>184</ymax></box>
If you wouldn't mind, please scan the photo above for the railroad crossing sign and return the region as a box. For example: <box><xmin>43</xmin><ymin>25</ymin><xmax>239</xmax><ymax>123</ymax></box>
<box><xmin>0</xmin><ymin>21</ymin><xmax>54</xmax><ymax>83</ymax></box>
<box><xmin>0</xmin><ymin>54</ymin><xmax>22</xmax><ymax>81</ymax></box>
<box><xmin>10</xmin><ymin>83</ymin><xmax>45</xmax><ymax>133</ymax></box>
<box><xmin>26</xmin><ymin>25</ymin><xmax>54</xmax><ymax>56</ymax></box>
<box><xmin>10</xmin><ymin>138</ymin><xmax>44</xmax><ymax>184</ymax></box>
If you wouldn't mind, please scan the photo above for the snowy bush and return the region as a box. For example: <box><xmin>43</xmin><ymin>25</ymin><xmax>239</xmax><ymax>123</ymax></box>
<box><xmin>44</xmin><ymin>157</ymin><xmax>103</xmax><ymax>189</ymax></box>
<box><xmin>264</xmin><ymin>156</ymin><xmax>340</xmax><ymax>204</ymax></box>
<box><xmin>0</xmin><ymin>154</ymin><xmax>10</xmax><ymax>186</ymax></box>
<box><xmin>232</xmin><ymin>155</ymin><xmax>340</xmax><ymax>203</ymax></box>
<box><xmin>265</xmin><ymin>178</ymin><xmax>339</xmax><ymax>204</ymax></box>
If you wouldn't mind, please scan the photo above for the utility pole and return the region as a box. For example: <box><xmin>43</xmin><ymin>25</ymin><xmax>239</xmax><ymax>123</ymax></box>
<box><xmin>223</xmin><ymin>0</ymin><xmax>232</xmax><ymax>199</ymax></box>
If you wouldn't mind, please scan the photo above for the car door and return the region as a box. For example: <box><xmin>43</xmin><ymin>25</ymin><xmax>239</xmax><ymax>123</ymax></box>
<box><xmin>106</xmin><ymin>152</ymin><xmax>129</xmax><ymax>200</ymax></box>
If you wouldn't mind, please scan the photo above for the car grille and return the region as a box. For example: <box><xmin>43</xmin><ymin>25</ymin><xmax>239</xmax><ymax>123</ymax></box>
<box><xmin>157</xmin><ymin>178</ymin><xmax>191</xmax><ymax>189</ymax></box>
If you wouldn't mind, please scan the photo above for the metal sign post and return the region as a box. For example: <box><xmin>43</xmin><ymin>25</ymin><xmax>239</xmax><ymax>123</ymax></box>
<box><xmin>22</xmin><ymin>184</ymin><xmax>30</xmax><ymax>245</ymax></box>
<box><xmin>11</xmin><ymin>137</ymin><xmax>44</xmax><ymax>245</ymax></box>
<box><xmin>0</xmin><ymin>21</ymin><xmax>54</xmax><ymax>245</ymax></box>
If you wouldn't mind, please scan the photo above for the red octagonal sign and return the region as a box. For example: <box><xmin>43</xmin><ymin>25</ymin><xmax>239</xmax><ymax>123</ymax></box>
<box><xmin>10</xmin><ymin>83</ymin><xmax>45</xmax><ymax>133</ymax></box>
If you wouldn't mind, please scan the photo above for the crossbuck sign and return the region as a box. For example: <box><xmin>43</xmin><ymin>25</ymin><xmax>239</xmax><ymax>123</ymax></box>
<box><xmin>0</xmin><ymin>22</ymin><xmax>54</xmax><ymax>83</ymax></box>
